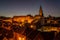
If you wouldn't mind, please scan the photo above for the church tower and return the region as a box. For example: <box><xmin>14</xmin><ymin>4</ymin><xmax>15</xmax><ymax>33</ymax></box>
<box><xmin>39</xmin><ymin>6</ymin><xmax>43</xmax><ymax>17</ymax></box>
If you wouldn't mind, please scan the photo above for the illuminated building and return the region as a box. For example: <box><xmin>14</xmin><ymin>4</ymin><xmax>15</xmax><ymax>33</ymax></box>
<box><xmin>0</xmin><ymin>6</ymin><xmax>60</xmax><ymax>29</ymax></box>
<box><xmin>0</xmin><ymin>6</ymin><xmax>60</xmax><ymax>40</ymax></box>
<box><xmin>12</xmin><ymin>6</ymin><xmax>43</xmax><ymax>23</ymax></box>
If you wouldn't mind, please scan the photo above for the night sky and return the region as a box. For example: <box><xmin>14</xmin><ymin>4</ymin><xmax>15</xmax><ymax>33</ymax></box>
<box><xmin>0</xmin><ymin>0</ymin><xmax>60</xmax><ymax>17</ymax></box>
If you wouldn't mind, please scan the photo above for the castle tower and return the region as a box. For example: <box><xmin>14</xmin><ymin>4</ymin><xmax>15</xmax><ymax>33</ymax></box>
<box><xmin>39</xmin><ymin>6</ymin><xmax>43</xmax><ymax>17</ymax></box>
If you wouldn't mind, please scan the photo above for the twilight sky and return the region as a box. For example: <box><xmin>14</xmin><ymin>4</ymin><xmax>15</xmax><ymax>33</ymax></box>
<box><xmin>0</xmin><ymin>0</ymin><xmax>60</xmax><ymax>17</ymax></box>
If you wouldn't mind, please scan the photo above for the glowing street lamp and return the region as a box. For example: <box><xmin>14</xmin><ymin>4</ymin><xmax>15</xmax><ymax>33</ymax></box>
<box><xmin>18</xmin><ymin>37</ymin><xmax>26</xmax><ymax>40</ymax></box>
<box><xmin>18</xmin><ymin>35</ymin><xmax>26</xmax><ymax>40</ymax></box>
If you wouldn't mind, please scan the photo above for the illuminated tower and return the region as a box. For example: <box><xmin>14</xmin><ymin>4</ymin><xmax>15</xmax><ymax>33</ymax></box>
<box><xmin>39</xmin><ymin>6</ymin><xmax>43</xmax><ymax>17</ymax></box>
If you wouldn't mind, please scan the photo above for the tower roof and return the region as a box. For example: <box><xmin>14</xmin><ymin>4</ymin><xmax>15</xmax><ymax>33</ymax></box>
<box><xmin>39</xmin><ymin>6</ymin><xmax>43</xmax><ymax>17</ymax></box>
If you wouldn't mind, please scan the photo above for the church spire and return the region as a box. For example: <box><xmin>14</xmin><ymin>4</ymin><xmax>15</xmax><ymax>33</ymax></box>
<box><xmin>39</xmin><ymin>6</ymin><xmax>43</xmax><ymax>17</ymax></box>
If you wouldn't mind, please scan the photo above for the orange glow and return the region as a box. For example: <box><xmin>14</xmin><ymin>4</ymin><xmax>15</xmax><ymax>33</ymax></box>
<box><xmin>3</xmin><ymin>18</ymin><xmax>12</xmax><ymax>23</ymax></box>
<box><xmin>30</xmin><ymin>25</ymin><xmax>33</xmax><ymax>28</ymax></box>
<box><xmin>14</xmin><ymin>32</ymin><xmax>26</xmax><ymax>40</ymax></box>
<box><xmin>54</xmin><ymin>21</ymin><xmax>57</xmax><ymax>24</ymax></box>
<box><xmin>22</xmin><ymin>38</ymin><xmax>25</xmax><ymax>40</ymax></box>
<box><xmin>13</xmin><ymin>16</ymin><xmax>33</xmax><ymax>23</ymax></box>
<box><xmin>18</xmin><ymin>37</ymin><xmax>21</xmax><ymax>40</ymax></box>
<box><xmin>30</xmin><ymin>25</ymin><xmax>36</xmax><ymax>30</ymax></box>
<box><xmin>18</xmin><ymin>37</ymin><xmax>26</xmax><ymax>40</ymax></box>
